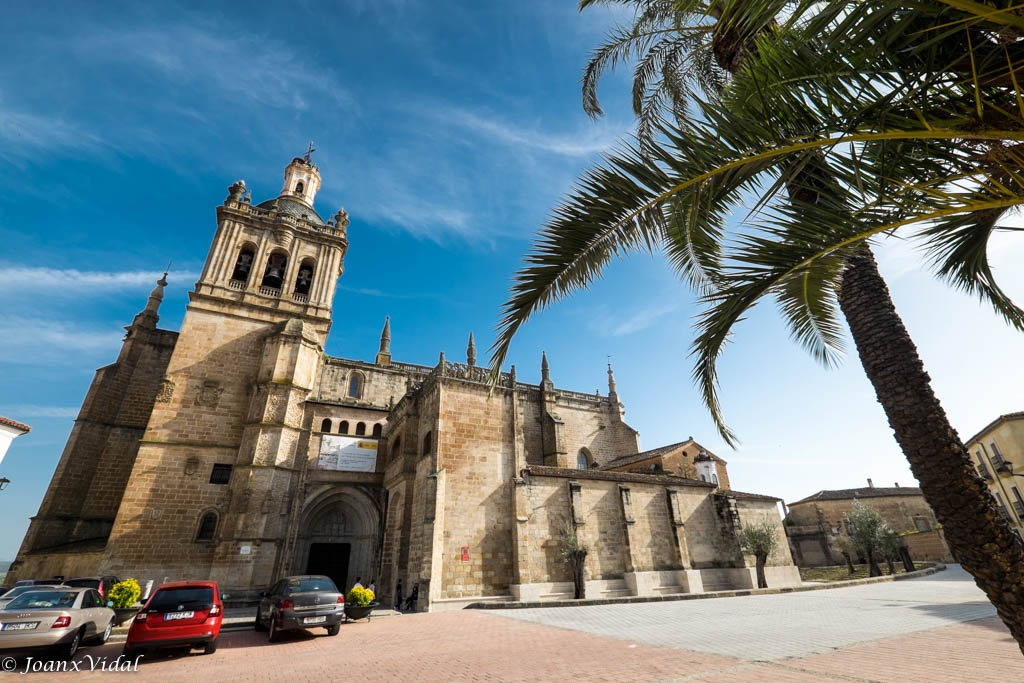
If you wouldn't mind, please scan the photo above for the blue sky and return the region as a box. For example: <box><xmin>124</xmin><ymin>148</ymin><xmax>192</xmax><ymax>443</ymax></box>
<box><xmin>0</xmin><ymin>1</ymin><xmax>1021</xmax><ymax>561</ymax></box>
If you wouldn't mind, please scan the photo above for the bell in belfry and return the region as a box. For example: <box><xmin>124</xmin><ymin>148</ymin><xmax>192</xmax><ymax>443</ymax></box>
<box><xmin>261</xmin><ymin>253</ymin><xmax>287</xmax><ymax>289</ymax></box>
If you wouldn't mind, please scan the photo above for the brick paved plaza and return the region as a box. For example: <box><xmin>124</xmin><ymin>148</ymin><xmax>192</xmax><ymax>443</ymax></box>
<box><xmin>7</xmin><ymin>567</ymin><xmax>1022</xmax><ymax>682</ymax></box>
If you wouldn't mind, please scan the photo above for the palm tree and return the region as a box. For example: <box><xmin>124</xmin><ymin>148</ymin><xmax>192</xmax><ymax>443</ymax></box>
<box><xmin>490</xmin><ymin>1</ymin><xmax>1024</xmax><ymax>650</ymax></box>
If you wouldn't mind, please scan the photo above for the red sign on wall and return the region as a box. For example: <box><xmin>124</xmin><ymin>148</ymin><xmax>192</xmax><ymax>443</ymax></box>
<box><xmin>461</xmin><ymin>546</ymin><xmax>470</xmax><ymax>562</ymax></box>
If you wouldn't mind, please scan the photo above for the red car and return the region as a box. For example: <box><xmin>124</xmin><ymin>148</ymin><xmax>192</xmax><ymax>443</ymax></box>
<box><xmin>123</xmin><ymin>581</ymin><xmax>222</xmax><ymax>658</ymax></box>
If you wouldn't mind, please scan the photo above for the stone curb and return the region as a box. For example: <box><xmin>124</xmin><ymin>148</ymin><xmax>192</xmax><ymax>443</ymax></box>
<box><xmin>465</xmin><ymin>563</ymin><xmax>946</xmax><ymax>610</ymax></box>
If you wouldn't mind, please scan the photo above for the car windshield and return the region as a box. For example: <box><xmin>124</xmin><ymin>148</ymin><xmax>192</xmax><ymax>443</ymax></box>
<box><xmin>149</xmin><ymin>587</ymin><xmax>214</xmax><ymax>611</ymax></box>
<box><xmin>286</xmin><ymin>578</ymin><xmax>337</xmax><ymax>593</ymax></box>
<box><xmin>5</xmin><ymin>591</ymin><xmax>79</xmax><ymax>610</ymax></box>
<box><xmin>1</xmin><ymin>585</ymin><xmax>62</xmax><ymax>601</ymax></box>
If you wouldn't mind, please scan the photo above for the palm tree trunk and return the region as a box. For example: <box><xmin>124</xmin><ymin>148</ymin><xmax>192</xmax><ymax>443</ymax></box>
<box><xmin>837</xmin><ymin>244</ymin><xmax>1024</xmax><ymax>653</ymax></box>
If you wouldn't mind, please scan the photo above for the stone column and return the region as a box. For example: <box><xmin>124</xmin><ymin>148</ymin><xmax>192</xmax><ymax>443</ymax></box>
<box><xmin>667</xmin><ymin>488</ymin><xmax>704</xmax><ymax>593</ymax></box>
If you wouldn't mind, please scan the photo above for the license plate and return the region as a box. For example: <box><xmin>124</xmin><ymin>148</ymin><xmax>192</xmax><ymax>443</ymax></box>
<box><xmin>164</xmin><ymin>611</ymin><xmax>195</xmax><ymax>621</ymax></box>
<box><xmin>2</xmin><ymin>622</ymin><xmax>39</xmax><ymax>631</ymax></box>
<box><xmin>304</xmin><ymin>616</ymin><xmax>326</xmax><ymax>624</ymax></box>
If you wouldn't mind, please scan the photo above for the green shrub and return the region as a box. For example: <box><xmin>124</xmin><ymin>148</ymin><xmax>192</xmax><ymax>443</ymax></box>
<box><xmin>106</xmin><ymin>579</ymin><xmax>141</xmax><ymax>608</ymax></box>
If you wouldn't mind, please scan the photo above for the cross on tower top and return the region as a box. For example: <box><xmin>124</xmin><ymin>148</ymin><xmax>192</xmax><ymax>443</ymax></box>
<box><xmin>304</xmin><ymin>141</ymin><xmax>316</xmax><ymax>163</ymax></box>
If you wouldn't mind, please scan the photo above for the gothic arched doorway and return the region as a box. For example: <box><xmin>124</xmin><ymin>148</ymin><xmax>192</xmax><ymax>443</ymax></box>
<box><xmin>296</xmin><ymin>487</ymin><xmax>380</xmax><ymax>593</ymax></box>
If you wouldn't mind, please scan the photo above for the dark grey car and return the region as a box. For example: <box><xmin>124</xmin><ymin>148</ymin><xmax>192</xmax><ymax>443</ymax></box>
<box><xmin>255</xmin><ymin>575</ymin><xmax>344</xmax><ymax>641</ymax></box>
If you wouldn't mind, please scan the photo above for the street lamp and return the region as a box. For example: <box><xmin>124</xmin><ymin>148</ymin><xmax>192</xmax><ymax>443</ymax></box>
<box><xmin>0</xmin><ymin>477</ymin><xmax>9</xmax><ymax>491</ymax></box>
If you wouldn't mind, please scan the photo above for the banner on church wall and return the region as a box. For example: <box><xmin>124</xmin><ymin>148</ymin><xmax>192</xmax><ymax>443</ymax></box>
<box><xmin>318</xmin><ymin>435</ymin><xmax>379</xmax><ymax>472</ymax></box>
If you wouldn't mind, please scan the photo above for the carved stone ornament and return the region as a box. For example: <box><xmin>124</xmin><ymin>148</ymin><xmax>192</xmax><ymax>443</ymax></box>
<box><xmin>195</xmin><ymin>380</ymin><xmax>224</xmax><ymax>408</ymax></box>
<box><xmin>333</xmin><ymin>208</ymin><xmax>350</xmax><ymax>230</ymax></box>
<box><xmin>184</xmin><ymin>457</ymin><xmax>200</xmax><ymax>476</ymax></box>
<box><xmin>226</xmin><ymin>180</ymin><xmax>246</xmax><ymax>204</ymax></box>
<box><xmin>156</xmin><ymin>377</ymin><xmax>175</xmax><ymax>403</ymax></box>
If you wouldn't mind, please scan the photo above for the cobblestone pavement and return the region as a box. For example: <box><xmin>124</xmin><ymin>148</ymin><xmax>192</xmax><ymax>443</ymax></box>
<box><xmin>2</xmin><ymin>567</ymin><xmax>1020</xmax><ymax>682</ymax></box>
<box><xmin>492</xmin><ymin>565</ymin><xmax>997</xmax><ymax>660</ymax></box>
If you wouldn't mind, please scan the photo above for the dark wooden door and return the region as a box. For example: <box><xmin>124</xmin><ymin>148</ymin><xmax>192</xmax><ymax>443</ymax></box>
<box><xmin>306</xmin><ymin>542</ymin><xmax>351</xmax><ymax>591</ymax></box>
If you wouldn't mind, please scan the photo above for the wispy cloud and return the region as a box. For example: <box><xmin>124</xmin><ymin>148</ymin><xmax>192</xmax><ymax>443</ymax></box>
<box><xmin>0</xmin><ymin>317</ymin><xmax>122</xmax><ymax>364</ymax></box>
<box><xmin>0</xmin><ymin>266</ymin><xmax>198</xmax><ymax>295</ymax></box>
<box><xmin>606</xmin><ymin>305</ymin><xmax>679</xmax><ymax>337</ymax></box>
<box><xmin>0</xmin><ymin>109</ymin><xmax>107</xmax><ymax>163</ymax></box>
<box><xmin>370</xmin><ymin>198</ymin><xmax>475</xmax><ymax>240</ymax></box>
<box><xmin>69</xmin><ymin>21</ymin><xmax>354</xmax><ymax>114</ymax></box>
<box><xmin>0</xmin><ymin>405</ymin><xmax>78</xmax><ymax>419</ymax></box>
<box><xmin>440</xmin><ymin>107</ymin><xmax>624</xmax><ymax>157</ymax></box>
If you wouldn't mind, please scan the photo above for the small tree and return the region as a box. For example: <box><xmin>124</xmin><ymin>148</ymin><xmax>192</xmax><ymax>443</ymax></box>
<box><xmin>846</xmin><ymin>501</ymin><xmax>887</xmax><ymax>577</ymax></box>
<box><xmin>878</xmin><ymin>529</ymin><xmax>904</xmax><ymax>575</ymax></box>
<box><xmin>559</xmin><ymin>523</ymin><xmax>588</xmax><ymax>599</ymax></box>
<box><xmin>834</xmin><ymin>535</ymin><xmax>856</xmax><ymax>575</ymax></box>
<box><xmin>737</xmin><ymin>519</ymin><xmax>779</xmax><ymax>589</ymax></box>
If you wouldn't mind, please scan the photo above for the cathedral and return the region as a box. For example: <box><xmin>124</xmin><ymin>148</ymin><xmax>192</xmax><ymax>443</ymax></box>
<box><xmin>8</xmin><ymin>156</ymin><xmax>799</xmax><ymax>609</ymax></box>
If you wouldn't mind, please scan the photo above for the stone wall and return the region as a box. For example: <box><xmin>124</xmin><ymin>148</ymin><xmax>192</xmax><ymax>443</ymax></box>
<box><xmin>517</xmin><ymin>390</ymin><xmax>639</xmax><ymax>468</ymax></box>
<box><xmin>318</xmin><ymin>357</ymin><xmax>424</xmax><ymax>409</ymax></box>
<box><xmin>787</xmin><ymin>493</ymin><xmax>939</xmax><ymax>535</ymax></box>
<box><xmin>9</xmin><ymin>320</ymin><xmax>177</xmax><ymax>583</ymax></box>
<box><xmin>902</xmin><ymin>528</ymin><xmax>955</xmax><ymax>563</ymax></box>
<box><xmin>509</xmin><ymin>468</ymin><xmax>799</xmax><ymax>600</ymax></box>
<box><xmin>97</xmin><ymin>306</ymin><xmax>295</xmax><ymax>586</ymax></box>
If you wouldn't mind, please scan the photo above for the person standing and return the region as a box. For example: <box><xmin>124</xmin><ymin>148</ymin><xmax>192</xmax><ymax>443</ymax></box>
<box><xmin>352</xmin><ymin>576</ymin><xmax>363</xmax><ymax>589</ymax></box>
<box><xmin>395</xmin><ymin>579</ymin><xmax>404</xmax><ymax>611</ymax></box>
<box><xmin>368</xmin><ymin>578</ymin><xmax>376</xmax><ymax>595</ymax></box>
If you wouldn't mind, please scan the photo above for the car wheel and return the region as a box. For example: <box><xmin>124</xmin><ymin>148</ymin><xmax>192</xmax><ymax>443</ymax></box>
<box><xmin>55</xmin><ymin>627</ymin><xmax>83</xmax><ymax>660</ymax></box>
<box><xmin>253</xmin><ymin>608</ymin><xmax>266</xmax><ymax>631</ymax></box>
<box><xmin>203</xmin><ymin>639</ymin><xmax>218</xmax><ymax>655</ymax></box>
<box><xmin>95</xmin><ymin>619</ymin><xmax>113</xmax><ymax>644</ymax></box>
<box><xmin>326</xmin><ymin>623</ymin><xmax>340</xmax><ymax>636</ymax></box>
<box><xmin>267</xmin><ymin>614</ymin><xmax>279</xmax><ymax>642</ymax></box>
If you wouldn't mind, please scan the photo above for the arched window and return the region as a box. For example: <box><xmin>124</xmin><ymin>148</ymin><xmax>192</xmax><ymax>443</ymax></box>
<box><xmin>372</xmin><ymin>423</ymin><xmax>382</xmax><ymax>438</ymax></box>
<box><xmin>356</xmin><ymin>422</ymin><xmax>366</xmax><ymax>436</ymax></box>
<box><xmin>320</xmin><ymin>418</ymin><xmax>332</xmax><ymax>433</ymax></box>
<box><xmin>699</xmin><ymin>474</ymin><xmax>707</xmax><ymax>482</ymax></box>
<box><xmin>230</xmin><ymin>245</ymin><xmax>256</xmax><ymax>284</ymax></box>
<box><xmin>196</xmin><ymin>511</ymin><xmax>218</xmax><ymax>542</ymax></box>
<box><xmin>261</xmin><ymin>251</ymin><xmax>288</xmax><ymax>290</ymax></box>
<box><xmin>422</xmin><ymin>431</ymin><xmax>432</xmax><ymax>458</ymax></box>
<box><xmin>295</xmin><ymin>180</ymin><xmax>305</xmax><ymax>194</ymax></box>
<box><xmin>389</xmin><ymin>437</ymin><xmax>402</xmax><ymax>465</ymax></box>
<box><xmin>577</xmin><ymin>449</ymin><xmax>590</xmax><ymax>470</ymax></box>
<box><xmin>348</xmin><ymin>372</ymin><xmax>363</xmax><ymax>399</ymax></box>
<box><xmin>339</xmin><ymin>420</ymin><xmax>349</xmax><ymax>435</ymax></box>
<box><xmin>712</xmin><ymin>473</ymin><xmax>719</xmax><ymax>486</ymax></box>
<box><xmin>294</xmin><ymin>258</ymin><xmax>315</xmax><ymax>297</ymax></box>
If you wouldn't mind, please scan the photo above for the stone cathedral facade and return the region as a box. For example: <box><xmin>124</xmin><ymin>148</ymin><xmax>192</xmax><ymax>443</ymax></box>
<box><xmin>9</xmin><ymin>157</ymin><xmax>799</xmax><ymax>609</ymax></box>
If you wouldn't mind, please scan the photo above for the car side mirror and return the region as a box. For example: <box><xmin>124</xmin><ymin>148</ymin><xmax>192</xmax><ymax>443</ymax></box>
<box><xmin>259</xmin><ymin>591</ymin><xmax>268</xmax><ymax>598</ymax></box>
<box><xmin>221</xmin><ymin>593</ymin><xmax>228</xmax><ymax>601</ymax></box>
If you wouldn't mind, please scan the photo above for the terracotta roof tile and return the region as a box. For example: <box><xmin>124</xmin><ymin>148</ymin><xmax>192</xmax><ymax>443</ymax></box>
<box><xmin>0</xmin><ymin>416</ymin><xmax>31</xmax><ymax>433</ymax></box>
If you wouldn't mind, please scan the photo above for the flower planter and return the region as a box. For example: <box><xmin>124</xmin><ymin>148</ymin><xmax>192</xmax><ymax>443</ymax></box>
<box><xmin>112</xmin><ymin>607</ymin><xmax>141</xmax><ymax>626</ymax></box>
<box><xmin>344</xmin><ymin>602</ymin><xmax>378</xmax><ymax>621</ymax></box>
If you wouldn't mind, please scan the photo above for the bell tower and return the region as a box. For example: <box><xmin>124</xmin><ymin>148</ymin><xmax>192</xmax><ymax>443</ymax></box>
<box><xmin>101</xmin><ymin>154</ymin><xmax>351</xmax><ymax>588</ymax></box>
<box><xmin>193</xmin><ymin>153</ymin><xmax>348</xmax><ymax>335</ymax></box>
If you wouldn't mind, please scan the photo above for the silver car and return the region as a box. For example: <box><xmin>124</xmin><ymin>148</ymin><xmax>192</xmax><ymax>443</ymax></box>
<box><xmin>0</xmin><ymin>587</ymin><xmax>115</xmax><ymax>659</ymax></box>
<box><xmin>255</xmin><ymin>575</ymin><xmax>344</xmax><ymax>641</ymax></box>
<box><xmin>0</xmin><ymin>585</ymin><xmax>66</xmax><ymax>610</ymax></box>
